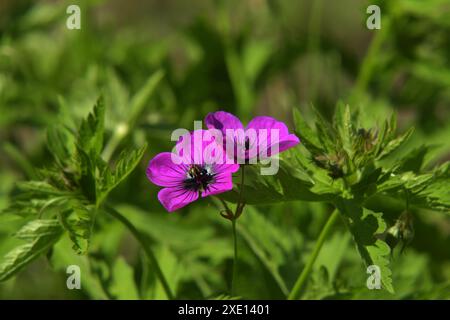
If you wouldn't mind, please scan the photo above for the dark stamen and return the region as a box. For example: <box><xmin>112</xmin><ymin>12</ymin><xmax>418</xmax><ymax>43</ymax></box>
<box><xmin>183</xmin><ymin>164</ymin><xmax>215</xmax><ymax>192</ymax></box>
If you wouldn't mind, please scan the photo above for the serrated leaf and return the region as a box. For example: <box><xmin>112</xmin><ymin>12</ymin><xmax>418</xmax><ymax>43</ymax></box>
<box><xmin>409</xmin><ymin>163</ymin><xmax>450</xmax><ymax>211</ymax></box>
<box><xmin>387</xmin><ymin>112</ymin><xmax>397</xmax><ymax>142</ymax></box>
<box><xmin>75</xmin><ymin>145</ymin><xmax>96</xmax><ymax>203</ymax></box>
<box><xmin>336</xmin><ymin>201</ymin><xmax>394</xmax><ymax>293</ymax></box>
<box><xmin>59</xmin><ymin>203</ymin><xmax>95</xmax><ymax>255</ymax></box>
<box><xmin>313</xmin><ymin>107</ymin><xmax>339</xmax><ymax>153</ymax></box>
<box><xmin>374</xmin><ymin>119</ymin><xmax>389</xmax><ymax>156</ymax></box>
<box><xmin>14</xmin><ymin>219</ymin><xmax>62</xmax><ymax>240</ymax></box>
<box><xmin>221</xmin><ymin>161</ymin><xmax>328</xmax><ymax>205</ymax></box>
<box><xmin>334</xmin><ymin>103</ymin><xmax>353</xmax><ymax>154</ymax></box>
<box><xmin>293</xmin><ymin>108</ymin><xmax>322</xmax><ymax>154</ymax></box>
<box><xmin>396</xmin><ymin>145</ymin><xmax>435</xmax><ymax>173</ymax></box>
<box><xmin>375</xmin><ymin>166</ymin><xmax>450</xmax><ymax>212</ymax></box>
<box><xmin>0</xmin><ymin>219</ymin><xmax>62</xmax><ymax>282</ymax></box>
<box><xmin>96</xmin><ymin>144</ymin><xmax>147</xmax><ymax>206</ymax></box>
<box><xmin>78</xmin><ymin>96</ymin><xmax>105</xmax><ymax>157</ymax></box>
<box><xmin>16</xmin><ymin>180</ymin><xmax>68</xmax><ymax>197</ymax></box>
<box><xmin>46</xmin><ymin>125</ymin><xmax>75</xmax><ymax>163</ymax></box>
<box><xmin>377</xmin><ymin>127</ymin><xmax>414</xmax><ymax>160</ymax></box>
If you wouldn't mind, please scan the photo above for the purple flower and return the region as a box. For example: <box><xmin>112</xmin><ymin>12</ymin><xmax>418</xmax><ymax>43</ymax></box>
<box><xmin>205</xmin><ymin>111</ymin><xmax>300</xmax><ymax>163</ymax></box>
<box><xmin>146</xmin><ymin>130</ymin><xmax>240</xmax><ymax>212</ymax></box>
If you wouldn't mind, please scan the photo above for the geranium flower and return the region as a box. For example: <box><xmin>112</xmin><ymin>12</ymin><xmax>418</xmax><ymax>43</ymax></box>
<box><xmin>146</xmin><ymin>130</ymin><xmax>239</xmax><ymax>212</ymax></box>
<box><xmin>205</xmin><ymin>111</ymin><xmax>300</xmax><ymax>163</ymax></box>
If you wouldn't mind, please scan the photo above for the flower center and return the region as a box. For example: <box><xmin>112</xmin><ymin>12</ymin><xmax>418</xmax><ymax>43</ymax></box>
<box><xmin>183</xmin><ymin>164</ymin><xmax>214</xmax><ymax>192</ymax></box>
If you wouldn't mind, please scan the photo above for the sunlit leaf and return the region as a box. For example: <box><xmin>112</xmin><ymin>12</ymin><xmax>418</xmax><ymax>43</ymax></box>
<box><xmin>0</xmin><ymin>219</ymin><xmax>62</xmax><ymax>282</ymax></box>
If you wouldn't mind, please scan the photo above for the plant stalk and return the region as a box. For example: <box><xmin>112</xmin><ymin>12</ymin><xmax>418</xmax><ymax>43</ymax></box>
<box><xmin>230</xmin><ymin>166</ymin><xmax>246</xmax><ymax>295</ymax></box>
<box><xmin>288</xmin><ymin>209</ymin><xmax>339</xmax><ymax>300</ymax></box>
<box><xmin>230</xmin><ymin>218</ymin><xmax>238</xmax><ymax>296</ymax></box>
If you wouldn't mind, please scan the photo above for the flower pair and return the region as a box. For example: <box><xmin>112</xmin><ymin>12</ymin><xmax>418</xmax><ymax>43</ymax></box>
<box><xmin>146</xmin><ymin>111</ymin><xmax>300</xmax><ymax>212</ymax></box>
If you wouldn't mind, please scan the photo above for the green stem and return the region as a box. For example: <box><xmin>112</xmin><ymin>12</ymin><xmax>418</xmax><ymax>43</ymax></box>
<box><xmin>105</xmin><ymin>205</ymin><xmax>174</xmax><ymax>300</ymax></box>
<box><xmin>230</xmin><ymin>218</ymin><xmax>238</xmax><ymax>296</ymax></box>
<box><xmin>230</xmin><ymin>166</ymin><xmax>245</xmax><ymax>295</ymax></box>
<box><xmin>288</xmin><ymin>209</ymin><xmax>339</xmax><ymax>300</ymax></box>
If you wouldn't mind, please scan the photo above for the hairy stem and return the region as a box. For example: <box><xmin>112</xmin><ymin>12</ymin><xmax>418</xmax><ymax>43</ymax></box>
<box><xmin>230</xmin><ymin>218</ymin><xmax>238</xmax><ymax>296</ymax></box>
<box><xmin>288</xmin><ymin>209</ymin><xmax>339</xmax><ymax>300</ymax></box>
<box><xmin>230</xmin><ymin>166</ymin><xmax>246</xmax><ymax>295</ymax></box>
<box><xmin>105</xmin><ymin>205</ymin><xmax>174</xmax><ymax>300</ymax></box>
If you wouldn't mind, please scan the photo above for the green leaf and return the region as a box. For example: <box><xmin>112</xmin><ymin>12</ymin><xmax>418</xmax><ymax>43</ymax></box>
<box><xmin>114</xmin><ymin>204</ymin><xmax>215</xmax><ymax>249</ymax></box>
<box><xmin>222</xmin><ymin>161</ymin><xmax>328</xmax><ymax>205</ymax></box>
<box><xmin>97</xmin><ymin>144</ymin><xmax>147</xmax><ymax>206</ymax></box>
<box><xmin>387</xmin><ymin>112</ymin><xmax>397</xmax><ymax>142</ymax></box>
<box><xmin>142</xmin><ymin>245</ymin><xmax>180</xmax><ymax>299</ymax></box>
<box><xmin>16</xmin><ymin>180</ymin><xmax>68</xmax><ymax>197</ymax></box>
<box><xmin>59</xmin><ymin>203</ymin><xmax>95</xmax><ymax>255</ymax></box>
<box><xmin>396</xmin><ymin>145</ymin><xmax>435</xmax><ymax>173</ymax></box>
<box><xmin>409</xmin><ymin>163</ymin><xmax>450</xmax><ymax>211</ymax></box>
<box><xmin>377</xmin><ymin>127</ymin><xmax>414</xmax><ymax>160</ymax></box>
<box><xmin>374</xmin><ymin>119</ymin><xmax>389</xmax><ymax>156</ymax></box>
<box><xmin>46</xmin><ymin>125</ymin><xmax>75</xmax><ymax>163</ymax></box>
<box><xmin>75</xmin><ymin>145</ymin><xmax>97</xmax><ymax>203</ymax></box>
<box><xmin>315</xmin><ymin>231</ymin><xmax>351</xmax><ymax>283</ymax></box>
<box><xmin>109</xmin><ymin>257</ymin><xmax>139</xmax><ymax>299</ymax></box>
<box><xmin>49</xmin><ymin>236</ymin><xmax>108</xmax><ymax>299</ymax></box>
<box><xmin>334</xmin><ymin>103</ymin><xmax>353</xmax><ymax>154</ymax></box>
<box><xmin>0</xmin><ymin>219</ymin><xmax>63</xmax><ymax>282</ymax></box>
<box><xmin>237</xmin><ymin>206</ymin><xmax>300</xmax><ymax>297</ymax></box>
<box><xmin>336</xmin><ymin>201</ymin><xmax>394</xmax><ymax>293</ymax></box>
<box><xmin>128</xmin><ymin>70</ymin><xmax>164</xmax><ymax>128</ymax></box>
<box><xmin>313</xmin><ymin>107</ymin><xmax>339</xmax><ymax>153</ymax></box>
<box><xmin>293</xmin><ymin>108</ymin><xmax>322</xmax><ymax>154</ymax></box>
<box><xmin>77</xmin><ymin>96</ymin><xmax>105</xmax><ymax>157</ymax></box>
<box><xmin>375</xmin><ymin>163</ymin><xmax>450</xmax><ymax>212</ymax></box>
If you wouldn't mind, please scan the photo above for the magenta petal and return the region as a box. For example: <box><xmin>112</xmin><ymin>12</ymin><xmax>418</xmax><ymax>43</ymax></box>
<box><xmin>157</xmin><ymin>187</ymin><xmax>199</xmax><ymax>212</ymax></box>
<box><xmin>146</xmin><ymin>152</ymin><xmax>186</xmax><ymax>187</ymax></box>
<box><xmin>246</xmin><ymin>116</ymin><xmax>290</xmax><ymax>137</ymax></box>
<box><xmin>278</xmin><ymin>134</ymin><xmax>300</xmax><ymax>153</ymax></box>
<box><xmin>205</xmin><ymin>111</ymin><xmax>244</xmax><ymax>132</ymax></box>
<box><xmin>246</xmin><ymin>116</ymin><xmax>299</xmax><ymax>156</ymax></box>
<box><xmin>175</xmin><ymin>129</ymin><xmax>225</xmax><ymax>165</ymax></box>
<box><xmin>263</xmin><ymin>134</ymin><xmax>300</xmax><ymax>157</ymax></box>
<box><xmin>201</xmin><ymin>163</ymin><xmax>239</xmax><ymax>197</ymax></box>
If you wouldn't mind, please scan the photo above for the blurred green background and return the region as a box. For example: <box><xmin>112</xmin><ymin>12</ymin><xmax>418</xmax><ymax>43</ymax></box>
<box><xmin>0</xmin><ymin>0</ymin><xmax>449</xmax><ymax>299</ymax></box>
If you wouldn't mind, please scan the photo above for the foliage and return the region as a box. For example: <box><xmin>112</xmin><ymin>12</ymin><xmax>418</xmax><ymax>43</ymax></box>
<box><xmin>0</xmin><ymin>0</ymin><xmax>449</xmax><ymax>300</ymax></box>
